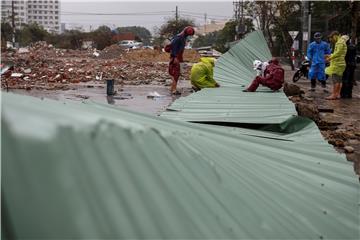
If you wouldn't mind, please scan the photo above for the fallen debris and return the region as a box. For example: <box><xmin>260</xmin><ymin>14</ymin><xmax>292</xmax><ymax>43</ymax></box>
<box><xmin>147</xmin><ymin>91</ymin><xmax>164</xmax><ymax>99</ymax></box>
<box><xmin>344</xmin><ymin>146</ymin><xmax>355</xmax><ymax>153</ymax></box>
<box><xmin>1</xmin><ymin>41</ymin><xmax>191</xmax><ymax>90</ymax></box>
<box><xmin>11</xmin><ymin>73</ymin><xmax>24</xmax><ymax>78</ymax></box>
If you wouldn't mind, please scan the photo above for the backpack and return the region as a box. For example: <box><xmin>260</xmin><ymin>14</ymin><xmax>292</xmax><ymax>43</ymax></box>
<box><xmin>164</xmin><ymin>38</ymin><xmax>173</xmax><ymax>53</ymax></box>
<box><xmin>164</xmin><ymin>44</ymin><xmax>172</xmax><ymax>53</ymax></box>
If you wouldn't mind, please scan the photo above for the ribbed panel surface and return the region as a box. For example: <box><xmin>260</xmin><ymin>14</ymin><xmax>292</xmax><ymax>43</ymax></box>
<box><xmin>2</xmin><ymin>93</ymin><xmax>359</xmax><ymax>239</ymax></box>
<box><xmin>214</xmin><ymin>31</ymin><xmax>272</xmax><ymax>86</ymax></box>
<box><xmin>161</xmin><ymin>87</ymin><xmax>297</xmax><ymax>124</ymax></box>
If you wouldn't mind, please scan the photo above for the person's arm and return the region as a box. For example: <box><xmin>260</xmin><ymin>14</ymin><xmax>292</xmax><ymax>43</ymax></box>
<box><xmin>330</xmin><ymin>42</ymin><xmax>346</xmax><ymax>60</ymax></box>
<box><xmin>325</xmin><ymin>42</ymin><xmax>331</xmax><ymax>55</ymax></box>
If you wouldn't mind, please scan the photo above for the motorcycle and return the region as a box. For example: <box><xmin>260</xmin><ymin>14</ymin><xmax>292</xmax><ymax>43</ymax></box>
<box><xmin>293</xmin><ymin>58</ymin><xmax>310</xmax><ymax>82</ymax></box>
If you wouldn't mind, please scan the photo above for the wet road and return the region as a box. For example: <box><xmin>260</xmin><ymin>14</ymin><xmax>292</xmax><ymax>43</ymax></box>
<box><xmin>7</xmin><ymin>80</ymin><xmax>193</xmax><ymax>115</ymax></box>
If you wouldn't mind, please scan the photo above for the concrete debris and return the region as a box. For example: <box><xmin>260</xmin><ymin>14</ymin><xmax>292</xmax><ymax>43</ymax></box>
<box><xmin>1</xmin><ymin>41</ymin><xmax>194</xmax><ymax>91</ymax></box>
<box><xmin>18</xmin><ymin>48</ymin><xmax>30</xmax><ymax>54</ymax></box>
<box><xmin>1</xmin><ymin>63</ymin><xmax>13</xmax><ymax>75</ymax></box>
<box><xmin>11</xmin><ymin>73</ymin><xmax>24</xmax><ymax>78</ymax></box>
<box><xmin>344</xmin><ymin>146</ymin><xmax>355</xmax><ymax>153</ymax></box>
<box><xmin>24</xmin><ymin>68</ymin><xmax>32</xmax><ymax>74</ymax></box>
<box><xmin>147</xmin><ymin>91</ymin><xmax>164</xmax><ymax>99</ymax></box>
<box><xmin>99</xmin><ymin>44</ymin><xmax>123</xmax><ymax>59</ymax></box>
<box><xmin>295</xmin><ymin>102</ymin><xmax>320</xmax><ymax>122</ymax></box>
<box><xmin>93</xmin><ymin>50</ymin><xmax>100</xmax><ymax>57</ymax></box>
<box><xmin>283</xmin><ymin>82</ymin><xmax>304</xmax><ymax>96</ymax></box>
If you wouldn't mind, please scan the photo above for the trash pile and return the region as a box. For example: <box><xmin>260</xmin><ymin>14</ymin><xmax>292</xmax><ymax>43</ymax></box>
<box><xmin>1</xmin><ymin>42</ymin><xmax>193</xmax><ymax>90</ymax></box>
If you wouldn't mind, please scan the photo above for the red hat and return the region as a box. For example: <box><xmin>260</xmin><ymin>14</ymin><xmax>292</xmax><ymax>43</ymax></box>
<box><xmin>184</xmin><ymin>26</ymin><xmax>195</xmax><ymax>36</ymax></box>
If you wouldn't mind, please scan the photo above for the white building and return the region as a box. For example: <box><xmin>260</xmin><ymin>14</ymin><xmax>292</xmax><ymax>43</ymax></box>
<box><xmin>1</xmin><ymin>0</ymin><xmax>61</xmax><ymax>33</ymax></box>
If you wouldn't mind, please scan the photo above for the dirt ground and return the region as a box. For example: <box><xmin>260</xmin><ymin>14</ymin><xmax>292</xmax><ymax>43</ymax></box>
<box><xmin>283</xmin><ymin>66</ymin><xmax>360</xmax><ymax>176</ymax></box>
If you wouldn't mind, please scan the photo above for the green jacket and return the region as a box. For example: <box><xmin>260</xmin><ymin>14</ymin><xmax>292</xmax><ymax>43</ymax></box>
<box><xmin>190</xmin><ymin>57</ymin><xmax>218</xmax><ymax>89</ymax></box>
<box><xmin>325</xmin><ymin>35</ymin><xmax>348</xmax><ymax>76</ymax></box>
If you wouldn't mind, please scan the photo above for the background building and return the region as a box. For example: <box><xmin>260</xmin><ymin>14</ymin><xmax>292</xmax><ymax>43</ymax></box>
<box><xmin>1</xmin><ymin>0</ymin><xmax>61</xmax><ymax>33</ymax></box>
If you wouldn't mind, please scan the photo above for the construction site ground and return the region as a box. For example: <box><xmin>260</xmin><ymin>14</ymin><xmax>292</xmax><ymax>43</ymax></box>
<box><xmin>1</xmin><ymin>45</ymin><xmax>359</xmax><ymax>177</ymax></box>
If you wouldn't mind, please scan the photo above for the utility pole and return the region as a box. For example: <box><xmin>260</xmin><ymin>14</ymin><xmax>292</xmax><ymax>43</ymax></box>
<box><xmin>308</xmin><ymin>1</ymin><xmax>312</xmax><ymax>46</ymax></box>
<box><xmin>301</xmin><ymin>1</ymin><xmax>309</xmax><ymax>55</ymax></box>
<box><xmin>11</xmin><ymin>0</ymin><xmax>16</xmax><ymax>48</ymax></box>
<box><xmin>233</xmin><ymin>1</ymin><xmax>242</xmax><ymax>40</ymax></box>
<box><xmin>239</xmin><ymin>0</ymin><xmax>244</xmax><ymax>39</ymax></box>
<box><xmin>175</xmin><ymin>6</ymin><xmax>179</xmax><ymax>33</ymax></box>
<box><xmin>204</xmin><ymin>13</ymin><xmax>207</xmax><ymax>35</ymax></box>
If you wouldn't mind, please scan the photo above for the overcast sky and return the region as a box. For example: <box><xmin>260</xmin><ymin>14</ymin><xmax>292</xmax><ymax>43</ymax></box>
<box><xmin>60</xmin><ymin>1</ymin><xmax>234</xmax><ymax>33</ymax></box>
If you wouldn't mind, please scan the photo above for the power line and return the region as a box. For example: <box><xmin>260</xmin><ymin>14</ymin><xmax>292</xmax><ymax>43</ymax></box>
<box><xmin>61</xmin><ymin>11</ymin><xmax>174</xmax><ymax>16</ymax></box>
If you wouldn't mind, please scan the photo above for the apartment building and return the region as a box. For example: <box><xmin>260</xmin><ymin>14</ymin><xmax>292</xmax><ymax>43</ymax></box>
<box><xmin>1</xmin><ymin>0</ymin><xmax>61</xmax><ymax>33</ymax></box>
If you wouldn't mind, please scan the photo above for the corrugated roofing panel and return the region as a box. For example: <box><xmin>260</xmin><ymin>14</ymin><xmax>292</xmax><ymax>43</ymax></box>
<box><xmin>162</xmin><ymin>87</ymin><xmax>297</xmax><ymax>124</ymax></box>
<box><xmin>162</xmin><ymin>31</ymin><xmax>294</xmax><ymax>124</ymax></box>
<box><xmin>214</xmin><ymin>31</ymin><xmax>272</xmax><ymax>86</ymax></box>
<box><xmin>2</xmin><ymin>93</ymin><xmax>359</xmax><ymax>239</ymax></box>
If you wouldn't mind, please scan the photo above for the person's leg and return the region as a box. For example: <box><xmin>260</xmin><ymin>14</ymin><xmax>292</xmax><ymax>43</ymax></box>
<box><xmin>341</xmin><ymin>67</ymin><xmax>350</xmax><ymax>98</ymax></box>
<box><xmin>170</xmin><ymin>76</ymin><xmax>178</xmax><ymax>93</ymax></box>
<box><xmin>317</xmin><ymin>63</ymin><xmax>326</xmax><ymax>88</ymax></box>
<box><xmin>308</xmin><ymin>65</ymin><xmax>316</xmax><ymax>90</ymax></box>
<box><xmin>335</xmin><ymin>82</ymin><xmax>342</xmax><ymax>99</ymax></box>
<box><xmin>326</xmin><ymin>74</ymin><xmax>341</xmax><ymax>100</ymax></box>
<box><xmin>169</xmin><ymin>59</ymin><xmax>180</xmax><ymax>94</ymax></box>
<box><xmin>245</xmin><ymin>77</ymin><xmax>262</xmax><ymax>92</ymax></box>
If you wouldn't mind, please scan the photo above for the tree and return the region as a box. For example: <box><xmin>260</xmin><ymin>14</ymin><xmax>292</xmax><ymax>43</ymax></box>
<box><xmin>115</xmin><ymin>26</ymin><xmax>152</xmax><ymax>45</ymax></box>
<box><xmin>192</xmin><ymin>31</ymin><xmax>219</xmax><ymax>48</ymax></box>
<box><xmin>193</xmin><ymin>19</ymin><xmax>254</xmax><ymax>53</ymax></box>
<box><xmin>90</xmin><ymin>25</ymin><xmax>113</xmax><ymax>50</ymax></box>
<box><xmin>1</xmin><ymin>22</ymin><xmax>12</xmax><ymax>49</ymax></box>
<box><xmin>158</xmin><ymin>17</ymin><xmax>195</xmax><ymax>38</ymax></box>
<box><xmin>17</xmin><ymin>23</ymin><xmax>49</xmax><ymax>47</ymax></box>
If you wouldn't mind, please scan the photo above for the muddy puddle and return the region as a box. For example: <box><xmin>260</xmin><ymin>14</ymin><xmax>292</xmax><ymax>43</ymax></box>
<box><xmin>6</xmin><ymin>80</ymin><xmax>193</xmax><ymax>115</ymax></box>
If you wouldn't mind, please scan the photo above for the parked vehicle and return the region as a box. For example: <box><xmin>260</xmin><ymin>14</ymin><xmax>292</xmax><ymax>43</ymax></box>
<box><xmin>119</xmin><ymin>40</ymin><xmax>143</xmax><ymax>49</ymax></box>
<box><xmin>293</xmin><ymin>57</ymin><xmax>329</xmax><ymax>82</ymax></box>
<box><xmin>293</xmin><ymin>58</ymin><xmax>310</xmax><ymax>82</ymax></box>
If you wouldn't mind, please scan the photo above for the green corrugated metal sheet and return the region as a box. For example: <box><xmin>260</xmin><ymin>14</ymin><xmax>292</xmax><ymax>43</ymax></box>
<box><xmin>2</xmin><ymin>92</ymin><xmax>359</xmax><ymax>239</ymax></box>
<box><xmin>215</xmin><ymin>31</ymin><xmax>272</xmax><ymax>87</ymax></box>
<box><xmin>161</xmin><ymin>87</ymin><xmax>297</xmax><ymax>124</ymax></box>
<box><xmin>162</xmin><ymin>31</ymin><xmax>295</xmax><ymax>124</ymax></box>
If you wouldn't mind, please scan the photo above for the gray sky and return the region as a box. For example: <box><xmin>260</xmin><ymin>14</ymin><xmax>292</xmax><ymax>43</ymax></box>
<box><xmin>61</xmin><ymin>1</ymin><xmax>234</xmax><ymax>33</ymax></box>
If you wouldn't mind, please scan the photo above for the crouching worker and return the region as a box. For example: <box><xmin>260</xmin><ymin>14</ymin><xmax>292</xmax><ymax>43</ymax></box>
<box><xmin>190</xmin><ymin>57</ymin><xmax>220</xmax><ymax>91</ymax></box>
<box><xmin>243</xmin><ymin>59</ymin><xmax>284</xmax><ymax>92</ymax></box>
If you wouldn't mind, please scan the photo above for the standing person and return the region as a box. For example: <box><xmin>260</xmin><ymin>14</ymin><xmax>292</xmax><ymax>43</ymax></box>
<box><xmin>167</xmin><ymin>26</ymin><xmax>195</xmax><ymax>95</ymax></box>
<box><xmin>340</xmin><ymin>37</ymin><xmax>357</xmax><ymax>98</ymax></box>
<box><xmin>307</xmin><ymin>32</ymin><xmax>331</xmax><ymax>90</ymax></box>
<box><xmin>243</xmin><ymin>58</ymin><xmax>284</xmax><ymax>92</ymax></box>
<box><xmin>325</xmin><ymin>31</ymin><xmax>348</xmax><ymax>100</ymax></box>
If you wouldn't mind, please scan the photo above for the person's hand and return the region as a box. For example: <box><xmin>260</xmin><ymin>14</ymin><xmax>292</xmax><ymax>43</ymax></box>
<box><xmin>325</xmin><ymin>55</ymin><xmax>331</xmax><ymax>62</ymax></box>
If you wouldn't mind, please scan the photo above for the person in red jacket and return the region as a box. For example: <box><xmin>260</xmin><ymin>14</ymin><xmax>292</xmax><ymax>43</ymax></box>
<box><xmin>168</xmin><ymin>26</ymin><xmax>195</xmax><ymax>95</ymax></box>
<box><xmin>243</xmin><ymin>58</ymin><xmax>285</xmax><ymax>92</ymax></box>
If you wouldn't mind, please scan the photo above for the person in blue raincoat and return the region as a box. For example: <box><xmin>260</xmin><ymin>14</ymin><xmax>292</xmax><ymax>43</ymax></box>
<box><xmin>307</xmin><ymin>32</ymin><xmax>331</xmax><ymax>90</ymax></box>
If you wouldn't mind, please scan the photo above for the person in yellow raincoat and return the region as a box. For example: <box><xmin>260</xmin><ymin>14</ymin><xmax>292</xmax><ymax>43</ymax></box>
<box><xmin>190</xmin><ymin>57</ymin><xmax>220</xmax><ymax>91</ymax></box>
<box><xmin>325</xmin><ymin>31</ymin><xmax>348</xmax><ymax>100</ymax></box>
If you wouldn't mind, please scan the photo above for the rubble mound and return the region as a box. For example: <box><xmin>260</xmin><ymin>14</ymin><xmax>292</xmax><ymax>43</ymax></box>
<box><xmin>30</xmin><ymin>41</ymin><xmax>52</xmax><ymax>51</ymax></box>
<box><xmin>124</xmin><ymin>49</ymin><xmax>200</xmax><ymax>63</ymax></box>
<box><xmin>99</xmin><ymin>44</ymin><xmax>123</xmax><ymax>59</ymax></box>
